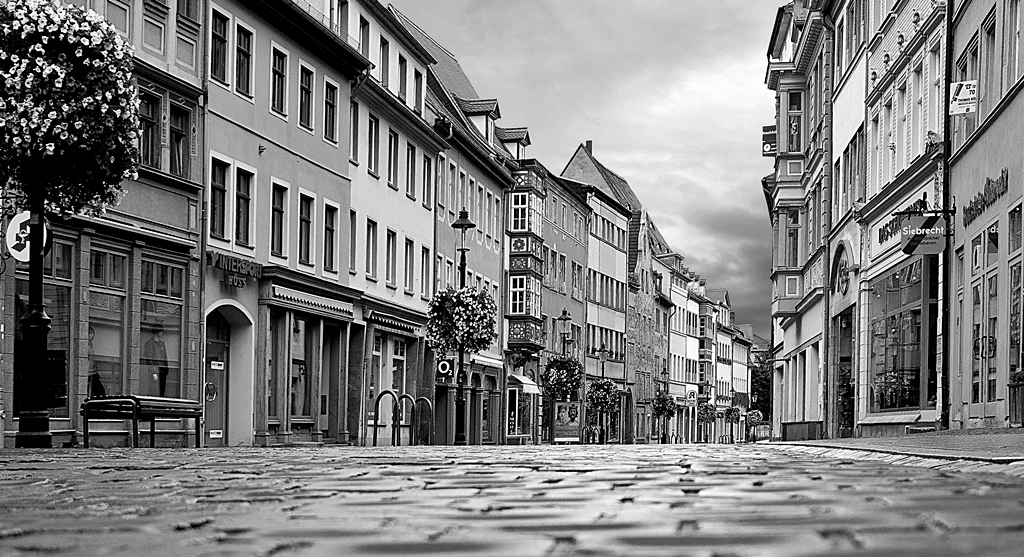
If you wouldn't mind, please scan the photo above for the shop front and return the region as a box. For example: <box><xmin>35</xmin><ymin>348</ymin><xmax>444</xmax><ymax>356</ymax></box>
<box><xmin>829</xmin><ymin>241</ymin><xmax>860</xmax><ymax>438</ymax></box>
<box><xmin>859</xmin><ymin>181</ymin><xmax>939</xmax><ymax>437</ymax></box>
<box><xmin>5</xmin><ymin>217</ymin><xmax>200</xmax><ymax>448</ymax></box>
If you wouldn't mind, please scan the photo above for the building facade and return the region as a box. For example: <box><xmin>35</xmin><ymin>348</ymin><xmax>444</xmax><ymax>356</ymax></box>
<box><xmin>765</xmin><ymin>0</ymin><xmax>831</xmax><ymax>441</ymax></box>
<box><xmin>949</xmin><ymin>0</ymin><xmax>1023</xmax><ymax>430</ymax></box>
<box><xmin>4</xmin><ymin>0</ymin><xmax>207</xmax><ymax>447</ymax></box>
<box><xmin>202</xmin><ymin>0</ymin><xmax>368</xmax><ymax>446</ymax></box>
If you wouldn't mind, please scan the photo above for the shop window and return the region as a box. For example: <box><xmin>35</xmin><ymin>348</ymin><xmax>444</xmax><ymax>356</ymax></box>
<box><xmin>392</xmin><ymin>339</ymin><xmax>408</xmax><ymax>422</ymax></box>
<box><xmin>1010</xmin><ymin>205</ymin><xmax>1022</xmax><ymax>253</ymax></box>
<box><xmin>988</xmin><ymin>275</ymin><xmax>999</xmax><ymax>402</ymax></box>
<box><xmin>14</xmin><ymin>254</ymin><xmax>73</xmax><ymax>417</ymax></box>
<box><xmin>140</xmin><ymin>298</ymin><xmax>182</xmax><ymax>398</ymax></box>
<box><xmin>868</xmin><ymin>258</ymin><xmax>934</xmax><ymax>411</ymax></box>
<box><xmin>1010</xmin><ymin>262</ymin><xmax>1022</xmax><ymax>378</ymax></box>
<box><xmin>507</xmin><ymin>388</ymin><xmax>533</xmax><ymax>437</ymax></box>
<box><xmin>87</xmin><ymin>291</ymin><xmax>125</xmax><ymax>397</ymax></box>
<box><xmin>290</xmin><ymin>317</ymin><xmax>315</xmax><ymax>418</ymax></box>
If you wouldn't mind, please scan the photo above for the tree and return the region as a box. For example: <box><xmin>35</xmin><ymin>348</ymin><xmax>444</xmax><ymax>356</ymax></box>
<box><xmin>540</xmin><ymin>355</ymin><xmax>584</xmax><ymax>401</ymax></box>
<box><xmin>651</xmin><ymin>390</ymin><xmax>677</xmax><ymax>444</ymax></box>
<box><xmin>751</xmin><ymin>350</ymin><xmax>773</xmax><ymax>423</ymax></box>
<box><xmin>1</xmin><ymin>0</ymin><xmax>139</xmax><ymax>448</ymax></box>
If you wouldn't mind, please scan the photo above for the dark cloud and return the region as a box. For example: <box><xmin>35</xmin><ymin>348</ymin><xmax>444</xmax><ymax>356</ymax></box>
<box><xmin>389</xmin><ymin>1</ymin><xmax>779</xmax><ymax>336</ymax></box>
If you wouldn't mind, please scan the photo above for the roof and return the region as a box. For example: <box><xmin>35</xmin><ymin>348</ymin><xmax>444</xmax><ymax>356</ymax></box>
<box><xmin>495</xmin><ymin>126</ymin><xmax>530</xmax><ymax>145</ymax></box>
<box><xmin>391</xmin><ymin>6</ymin><xmax>479</xmax><ymax>99</ymax></box>
<box><xmin>705</xmin><ymin>288</ymin><xmax>731</xmax><ymax>308</ymax></box>
<box><xmin>455</xmin><ymin>97</ymin><xmax>500</xmax><ymax>118</ymax></box>
<box><xmin>560</xmin><ymin>143</ymin><xmax>642</xmax><ymax>213</ymax></box>
<box><xmin>647</xmin><ymin>215</ymin><xmax>671</xmax><ymax>256</ymax></box>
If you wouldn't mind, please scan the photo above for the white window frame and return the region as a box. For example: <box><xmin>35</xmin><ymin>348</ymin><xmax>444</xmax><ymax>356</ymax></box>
<box><xmin>209</xmin><ymin>4</ymin><xmax>232</xmax><ymax>91</ymax></box>
<box><xmin>233</xmin><ymin>18</ymin><xmax>256</xmax><ymax>102</ymax></box>
<box><xmin>322</xmin><ymin>198</ymin><xmax>340</xmax><ymax>278</ymax></box>
<box><xmin>269</xmin><ymin>178</ymin><xmax>291</xmax><ymax>264</ymax></box>
<box><xmin>510</xmin><ymin>275</ymin><xmax>526</xmax><ymax>314</ymax></box>
<box><xmin>233</xmin><ymin>160</ymin><xmax>258</xmax><ymax>256</ymax></box>
<box><xmin>297</xmin><ymin>60</ymin><xmax>316</xmax><ymax>133</ymax></box>
<box><xmin>208</xmin><ymin>152</ymin><xmax>233</xmax><ymax>247</ymax></box>
<box><xmin>323</xmin><ymin>76</ymin><xmax>340</xmax><ymax>146</ymax></box>
<box><xmin>269</xmin><ymin>41</ymin><xmax>290</xmax><ymax>121</ymax></box>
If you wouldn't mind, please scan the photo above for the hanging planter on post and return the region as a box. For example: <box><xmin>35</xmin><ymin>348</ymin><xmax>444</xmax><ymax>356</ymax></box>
<box><xmin>541</xmin><ymin>355</ymin><xmax>583</xmax><ymax>401</ymax></box>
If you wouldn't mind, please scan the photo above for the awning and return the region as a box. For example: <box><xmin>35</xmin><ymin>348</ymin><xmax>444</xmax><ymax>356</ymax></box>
<box><xmin>470</xmin><ymin>353</ymin><xmax>504</xmax><ymax>369</ymax></box>
<box><xmin>508</xmin><ymin>374</ymin><xmax>541</xmax><ymax>395</ymax></box>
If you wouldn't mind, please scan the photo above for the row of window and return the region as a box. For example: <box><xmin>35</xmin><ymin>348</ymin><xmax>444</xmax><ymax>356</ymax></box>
<box><xmin>591</xmin><ymin>213</ymin><xmax>628</xmax><ymax>251</ymax></box>
<box><xmin>356</xmin><ymin>14</ymin><xmax>425</xmax><ymax>114</ymax></box>
<box><xmin>546</xmin><ymin>194</ymin><xmax>586</xmax><ymax>242</ymax></box>
<box><xmin>670</xmin><ymin>308</ymin><xmax>701</xmax><ymax>337</ymax></box>
<box><xmin>211</xmin><ymin>6</ymin><xmax>342</xmax><ymax>145</ymax></box>
<box><xmin>587</xmin><ymin>324</ymin><xmax>625</xmax><ymax>362</ymax></box>
<box><xmin>587</xmin><ymin>269</ymin><xmax>627</xmax><ymax>311</ymax></box>
<box><xmin>670</xmin><ymin>354</ymin><xmax>700</xmax><ymax>384</ymax></box>
<box><xmin>436</xmin><ymin>158</ymin><xmax>503</xmax><ymax>250</ymax></box>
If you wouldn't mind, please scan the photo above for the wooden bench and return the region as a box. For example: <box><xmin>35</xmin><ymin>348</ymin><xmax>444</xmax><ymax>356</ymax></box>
<box><xmin>81</xmin><ymin>395</ymin><xmax>203</xmax><ymax>448</ymax></box>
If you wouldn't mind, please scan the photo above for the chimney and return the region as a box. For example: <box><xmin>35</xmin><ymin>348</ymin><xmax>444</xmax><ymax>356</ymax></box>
<box><xmin>585</xmin><ymin>140</ymin><xmax>592</xmax><ymax>154</ymax></box>
<box><xmin>730</xmin><ymin>311</ymin><xmax>736</xmax><ymax>325</ymax></box>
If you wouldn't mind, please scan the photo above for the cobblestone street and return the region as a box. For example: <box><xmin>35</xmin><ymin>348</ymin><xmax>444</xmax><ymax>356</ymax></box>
<box><xmin>2</xmin><ymin>444</ymin><xmax>1024</xmax><ymax>556</ymax></box>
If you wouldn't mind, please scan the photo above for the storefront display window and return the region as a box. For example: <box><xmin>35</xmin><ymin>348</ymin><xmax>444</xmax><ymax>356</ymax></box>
<box><xmin>14</xmin><ymin>279</ymin><xmax>72</xmax><ymax>418</ymax></box>
<box><xmin>141</xmin><ymin>299</ymin><xmax>182</xmax><ymax>397</ymax></box>
<box><xmin>506</xmin><ymin>388</ymin><xmax>534</xmax><ymax>437</ymax></box>
<box><xmin>87</xmin><ymin>292</ymin><xmax>125</xmax><ymax>397</ymax></box>
<box><xmin>869</xmin><ymin>258</ymin><xmax>936</xmax><ymax>412</ymax></box>
<box><xmin>290</xmin><ymin>317</ymin><xmax>314</xmax><ymax>418</ymax></box>
<box><xmin>1011</xmin><ymin>262</ymin><xmax>1022</xmax><ymax>377</ymax></box>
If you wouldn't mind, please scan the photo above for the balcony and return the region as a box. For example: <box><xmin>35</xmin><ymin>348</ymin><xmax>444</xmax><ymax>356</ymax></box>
<box><xmin>698</xmin><ymin>349</ymin><xmax>713</xmax><ymax>361</ymax></box>
<box><xmin>771</xmin><ymin>297</ymin><xmax>799</xmax><ymax>318</ymax></box>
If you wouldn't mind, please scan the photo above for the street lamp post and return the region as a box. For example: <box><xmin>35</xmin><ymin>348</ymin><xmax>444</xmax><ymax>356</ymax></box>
<box><xmin>730</xmin><ymin>387</ymin><xmax>737</xmax><ymax>444</ymax></box>
<box><xmin>557</xmin><ymin>308</ymin><xmax>571</xmax><ymax>356</ymax></box>
<box><xmin>661</xmin><ymin>369</ymin><xmax>670</xmax><ymax>444</ymax></box>
<box><xmin>698</xmin><ymin>379</ymin><xmax>712</xmax><ymax>443</ymax></box>
<box><xmin>452</xmin><ymin>208</ymin><xmax>475</xmax><ymax>446</ymax></box>
<box><xmin>597</xmin><ymin>343</ymin><xmax>609</xmax><ymax>444</ymax></box>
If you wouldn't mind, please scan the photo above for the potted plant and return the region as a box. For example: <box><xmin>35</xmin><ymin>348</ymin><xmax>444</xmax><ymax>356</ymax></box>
<box><xmin>586</xmin><ymin>378</ymin><xmax>617</xmax><ymax>444</ymax></box>
<box><xmin>746</xmin><ymin>409</ymin><xmax>764</xmax><ymax>442</ymax></box>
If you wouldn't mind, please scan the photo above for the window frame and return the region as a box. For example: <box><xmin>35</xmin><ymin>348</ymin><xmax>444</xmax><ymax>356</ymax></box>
<box><xmin>210</xmin><ymin>8</ymin><xmax>230</xmax><ymax>86</ymax></box>
<box><xmin>323</xmin><ymin>77</ymin><xmax>339</xmax><ymax>145</ymax></box>
<box><xmin>297</xmin><ymin>61</ymin><xmax>316</xmax><ymax>132</ymax></box>
<box><xmin>270</xmin><ymin>42</ymin><xmax>289</xmax><ymax>119</ymax></box>
<box><xmin>297</xmin><ymin>191</ymin><xmax>315</xmax><ymax>267</ymax></box>
<box><xmin>270</xmin><ymin>179</ymin><xmax>290</xmax><ymax>261</ymax></box>
<box><xmin>234</xmin><ymin>19</ymin><xmax>255</xmax><ymax>99</ymax></box>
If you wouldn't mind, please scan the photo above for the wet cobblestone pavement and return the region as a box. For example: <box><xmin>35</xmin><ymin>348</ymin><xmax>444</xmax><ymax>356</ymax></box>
<box><xmin>2</xmin><ymin>444</ymin><xmax>1024</xmax><ymax>556</ymax></box>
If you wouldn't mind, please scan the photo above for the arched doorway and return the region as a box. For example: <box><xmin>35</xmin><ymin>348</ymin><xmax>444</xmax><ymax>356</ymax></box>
<box><xmin>203</xmin><ymin>302</ymin><xmax>255</xmax><ymax>446</ymax></box>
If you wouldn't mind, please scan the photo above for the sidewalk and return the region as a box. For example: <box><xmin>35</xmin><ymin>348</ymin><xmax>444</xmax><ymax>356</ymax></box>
<box><xmin>773</xmin><ymin>428</ymin><xmax>1024</xmax><ymax>477</ymax></box>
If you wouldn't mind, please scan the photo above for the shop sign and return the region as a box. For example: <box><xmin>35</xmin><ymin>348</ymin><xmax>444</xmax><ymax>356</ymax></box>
<box><xmin>5</xmin><ymin>211</ymin><xmax>51</xmax><ymax>262</ymax></box>
<box><xmin>870</xmin><ymin>187</ymin><xmax>932</xmax><ymax>259</ymax></box>
<box><xmin>206</xmin><ymin>251</ymin><xmax>262</xmax><ymax>288</ymax></box>
<box><xmin>963</xmin><ymin>168</ymin><xmax>1009</xmax><ymax>227</ymax></box>
<box><xmin>901</xmin><ymin>216</ymin><xmax>946</xmax><ymax>255</ymax></box>
<box><xmin>762</xmin><ymin>125</ymin><xmax>777</xmax><ymax>157</ymax></box>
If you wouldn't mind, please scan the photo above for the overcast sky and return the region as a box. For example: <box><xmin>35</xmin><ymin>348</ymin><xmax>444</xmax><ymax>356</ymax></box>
<box><xmin>388</xmin><ymin>1</ymin><xmax>779</xmax><ymax>338</ymax></box>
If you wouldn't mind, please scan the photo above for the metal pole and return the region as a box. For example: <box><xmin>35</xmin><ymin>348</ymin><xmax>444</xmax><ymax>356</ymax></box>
<box><xmin>16</xmin><ymin>189</ymin><xmax>52</xmax><ymax>448</ymax></box>
<box><xmin>454</xmin><ymin>238</ymin><xmax>467</xmax><ymax>446</ymax></box>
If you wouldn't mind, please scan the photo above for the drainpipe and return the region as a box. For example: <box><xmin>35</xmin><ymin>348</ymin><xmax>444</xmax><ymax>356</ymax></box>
<box><xmin>820</xmin><ymin>8</ymin><xmax>835</xmax><ymax>439</ymax></box>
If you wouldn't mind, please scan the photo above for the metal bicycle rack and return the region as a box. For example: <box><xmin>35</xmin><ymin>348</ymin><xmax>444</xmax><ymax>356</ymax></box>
<box><xmin>372</xmin><ymin>390</ymin><xmax>436</xmax><ymax>446</ymax></box>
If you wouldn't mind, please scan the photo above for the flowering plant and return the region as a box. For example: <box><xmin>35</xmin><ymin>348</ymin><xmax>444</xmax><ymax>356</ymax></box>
<box><xmin>586</xmin><ymin>378</ymin><xmax>617</xmax><ymax>412</ymax></box>
<box><xmin>724</xmin><ymin>406</ymin><xmax>741</xmax><ymax>424</ymax></box>
<box><xmin>697</xmin><ymin>402</ymin><xmax>717</xmax><ymax>424</ymax></box>
<box><xmin>426</xmin><ymin>287</ymin><xmax>497</xmax><ymax>357</ymax></box>
<box><xmin>651</xmin><ymin>389</ymin><xmax>677</xmax><ymax>419</ymax></box>
<box><xmin>746</xmin><ymin>409</ymin><xmax>763</xmax><ymax>428</ymax></box>
<box><xmin>0</xmin><ymin>0</ymin><xmax>139</xmax><ymax>216</ymax></box>
<box><xmin>540</xmin><ymin>355</ymin><xmax>583</xmax><ymax>400</ymax></box>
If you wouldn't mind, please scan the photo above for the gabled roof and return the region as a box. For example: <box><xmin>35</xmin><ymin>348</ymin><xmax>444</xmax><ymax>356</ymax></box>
<box><xmin>647</xmin><ymin>215</ymin><xmax>672</xmax><ymax>256</ymax></box>
<box><xmin>560</xmin><ymin>143</ymin><xmax>642</xmax><ymax>213</ymax></box>
<box><xmin>456</xmin><ymin>97</ymin><xmax>500</xmax><ymax>118</ymax></box>
<box><xmin>495</xmin><ymin>126</ymin><xmax>530</xmax><ymax>145</ymax></box>
<box><xmin>705</xmin><ymin>288</ymin><xmax>731</xmax><ymax>308</ymax></box>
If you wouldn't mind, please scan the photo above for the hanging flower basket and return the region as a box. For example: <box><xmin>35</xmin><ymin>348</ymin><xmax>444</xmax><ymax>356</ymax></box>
<box><xmin>586</xmin><ymin>378</ymin><xmax>618</xmax><ymax>413</ymax></box>
<box><xmin>724</xmin><ymin>406</ymin><xmax>741</xmax><ymax>424</ymax></box>
<box><xmin>651</xmin><ymin>390</ymin><xmax>677</xmax><ymax>419</ymax></box>
<box><xmin>540</xmin><ymin>355</ymin><xmax>583</xmax><ymax>400</ymax></box>
<box><xmin>746</xmin><ymin>409</ymin><xmax>763</xmax><ymax>428</ymax></box>
<box><xmin>0</xmin><ymin>0</ymin><xmax>140</xmax><ymax>217</ymax></box>
<box><xmin>697</xmin><ymin>402</ymin><xmax>717</xmax><ymax>424</ymax></box>
<box><xmin>426</xmin><ymin>287</ymin><xmax>497</xmax><ymax>357</ymax></box>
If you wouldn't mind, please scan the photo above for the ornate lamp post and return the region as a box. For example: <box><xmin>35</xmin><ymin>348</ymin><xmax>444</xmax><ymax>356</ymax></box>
<box><xmin>597</xmin><ymin>342</ymin><xmax>609</xmax><ymax>444</ymax></box>
<box><xmin>557</xmin><ymin>308</ymin><xmax>572</xmax><ymax>356</ymax></box>
<box><xmin>451</xmin><ymin>208</ymin><xmax>475</xmax><ymax>446</ymax></box>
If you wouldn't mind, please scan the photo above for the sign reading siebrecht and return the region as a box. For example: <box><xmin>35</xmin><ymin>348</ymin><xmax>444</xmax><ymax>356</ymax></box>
<box><xmin>900</xmin><ymin>216</ymin><xmax>946</xmax><ymax>256</ymax></box>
